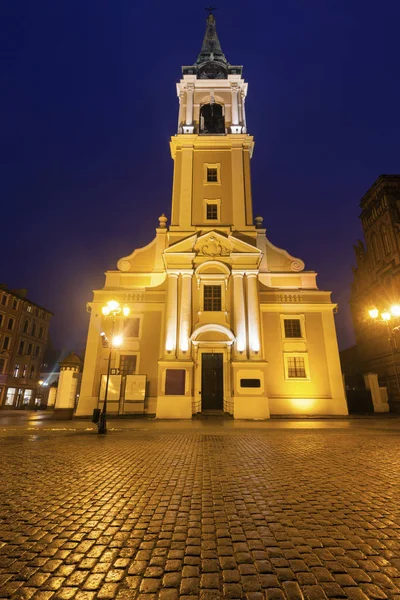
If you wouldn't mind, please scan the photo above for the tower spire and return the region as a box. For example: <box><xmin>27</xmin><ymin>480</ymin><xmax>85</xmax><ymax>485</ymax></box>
<box><xmin>196</xmin><ymin>10</ymin><xmax>227</xmax><ymax>67</ymax></box>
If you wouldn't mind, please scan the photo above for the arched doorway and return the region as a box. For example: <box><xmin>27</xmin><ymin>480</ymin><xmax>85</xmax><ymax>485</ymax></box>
<box><xmin>191</xmin><ymin>325</ymin><xmax>235</xmax><ymax>413</ymax></box>
<box><xmin>200</xmin><ymin>103</ymin><xmax>225</xmax><ymax>134</ymax></box>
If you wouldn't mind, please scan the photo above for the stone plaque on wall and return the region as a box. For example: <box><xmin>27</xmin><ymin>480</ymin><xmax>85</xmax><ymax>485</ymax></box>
<box><xmin>165</xmin><ymin>369</ymin><xmax>186</xmax><ymax>396</ymax></box>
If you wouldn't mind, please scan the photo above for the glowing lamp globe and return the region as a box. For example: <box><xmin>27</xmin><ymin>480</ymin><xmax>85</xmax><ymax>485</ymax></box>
<box><xmin>391</xmin><ymin>305</ymin><xmax>400</xmax><ymax>317</ymax></box>
<box><xmin>112</xmin><ymin>335</ymin><xmax>123</xmax><ymax>347</ymax></box>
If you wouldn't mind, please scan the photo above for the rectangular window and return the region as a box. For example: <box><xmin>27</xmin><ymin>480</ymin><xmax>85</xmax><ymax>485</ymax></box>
<box><xmin>7</xmin><ymin>318</ymin><xmax>14</xmax><ymax>331</ymax></box>
<box><xmin>3</xmin><ymin>337</ymin><xmax>10</xmax><ymax>350</ymax></box>
<box><xmin>119</xmin><ymin>354</ymin><xmax>137</xmax><ymax>376</ymax></box>
<box><xmin>5</xmin><ymin>387</ymin><xmax>16</xmax><ymax>406</ymax></box>
<box><xmin>0</xmin><ymin>314</ymin><xmax>3</xmax><ymax>327</ymax></box>
<box><xmin>27</xmin><ymin>343</ymin><xmax>32</xmax><ymax>355</ymax></box>
<box><xmin>12</xmin><ymin>299</ymin><xmax>18</xmax><ymax>310</ymax></box>
<box><xmin>207</xmin><ymin>167</ymin><xmax>218</xmax><ymax>182</ymax></box>
<box><xmin>23</xmin><ymin>320</ymin><xmax>29</xmax><ymax>333</ymax></box>
<box><xmin>39</xmin><ymin>327</ymin><xmax>44</xmax><ymax>339</ymax></box>
<box><xmin>287</xmin><ymin>356</ymin><xmax>307</xmax><ymax>378</ymax></box>
<box><xmin>35</xmin><ymin>346</ymin><xmax>40</xmax><ymax>358</ymax></box>
<box><xmin>1</xmin><ymin>295</ymin><xmax>8</xmax><ymax>306</ymax></box>
<box><xmin>32</xmin><ymin>323</ymin><xmax>36</xmax><ymax>336</ymax></box>
<box><xmin>206</xmin><ymin>203</ymin><xmax>218</xmax><ymax>220</ymax></box>
<box><xmin>14</xmin><ymin>364</ymin><xmax>20</xmax><ymax>378</ymax></box>
<box><xmin>26</xmin><ymin>305</ymin><xmax>32</xmax><ymax>312</ymax></box>
<box><xmin>23</xmin><ymin>389</ymin><xmax>32</xmax><ymax>405</ymax></box>
<box><xmin>18</xmin><ymin>341</ymin><xmax>24</xmax><ymax>355</ymax></box>
<box><xmin>203</xmin><ymin>285</ymin><xmax>221</xmax><ymax>311</ymax></box>
<box><xmin>22</xmin><ymin>365</ymin><xmax>28</xmax><ymax>378</ymax></box>
<box><xmin>0</xmin><ymin>358</ymin><xmax>5</xmax><ymax>374</ymax></box>
<box><xmin>284</xmin><ymin>319</ymin><xmax>302</xmax><ymax>338</ymax></box>
<box><xmin>29</xmin><ymin>366</ymin><xmax>35</xmax><ymax>379</ymax></box>
<box><xmin>125</xmin><ymin>318</ymin><xmax>140</xmax><ymax>338</ymax></box>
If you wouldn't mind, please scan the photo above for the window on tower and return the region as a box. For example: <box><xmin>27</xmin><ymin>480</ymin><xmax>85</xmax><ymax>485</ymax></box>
<box><xmin>207</xmin><ymin>168</ymin><xmax>218</xmax><ymax>182</ymax></box>
<box><xmin>206</xmin><ymin>203</ymin><xmax>218</xmax><ymax>220</ymax></box>
<box><xmin>203</xmin><ymin>285</ymin><xmax>221</xmax><ymax>311</ymax></box>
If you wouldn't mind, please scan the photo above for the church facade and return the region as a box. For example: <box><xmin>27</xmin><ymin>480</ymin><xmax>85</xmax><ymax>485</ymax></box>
<box><xmin>76</xmin><ymin>14</ymin><xmax>347</xmax><ymax>419</ymax></box>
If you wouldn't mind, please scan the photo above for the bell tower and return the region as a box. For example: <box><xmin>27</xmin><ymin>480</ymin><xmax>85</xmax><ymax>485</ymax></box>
<box><xmin>169</xmin><ymin>11</ymin><xmax>255</xmax><ymax>245</ymax></box>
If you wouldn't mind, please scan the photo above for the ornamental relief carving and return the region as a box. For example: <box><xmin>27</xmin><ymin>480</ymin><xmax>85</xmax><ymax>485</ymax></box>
<box><xmin>290</xmin><ymin>260</ymin><xmax>305</xmax><ymax>272</ymax></box>
<box><xmin>198</xmin><ymin>236</ymin><xmax>230</xmax><ymax>257</ymax></box>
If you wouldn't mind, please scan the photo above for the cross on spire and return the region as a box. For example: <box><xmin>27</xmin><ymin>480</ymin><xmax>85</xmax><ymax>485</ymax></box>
<box><xmin>205</xmin><ymin>6</ymin><xmax>217</xmax><ymax>15</ymax></box>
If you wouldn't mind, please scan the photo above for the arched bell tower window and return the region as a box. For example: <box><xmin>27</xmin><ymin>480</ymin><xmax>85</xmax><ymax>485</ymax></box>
<box><xmin>381</xmin><ymin>225</ymin><xmax>391</xmax><ymax>255</ymax></box>
<box><xmin>200</xmin><ymin>103</ymin><xmax>225</xmax><ymax>134</ymax></box>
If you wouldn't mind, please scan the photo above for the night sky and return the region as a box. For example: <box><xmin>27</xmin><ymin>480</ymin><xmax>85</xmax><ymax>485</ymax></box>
<box><xmin>1</xmin><ymin>0</ymin><xmax>400</xmax><ymax>356</ymax></box>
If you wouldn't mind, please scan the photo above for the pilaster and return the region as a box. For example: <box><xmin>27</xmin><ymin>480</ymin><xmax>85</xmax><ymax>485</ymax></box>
<box><xmin>232</xmin><ymin>272</ymin><xmax>247</xmax><ymax>357</ymax></box>
<box><xmin>179</xmin><ymin>271</ymin><xmax>193</xmax><ymax>357</ymax></box>
<box><xmin>246</xmin><ymin>272</ymin><xmax>261</xmax><ymax>357</ymax></box>
<box><xmin>165</xmin><ymin>272</ymin><xmax>179</xmax><ymax>357</ymax></box>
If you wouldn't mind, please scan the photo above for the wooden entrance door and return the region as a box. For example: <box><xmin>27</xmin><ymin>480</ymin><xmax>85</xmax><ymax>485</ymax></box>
<box><xmin>201</xmin><ymin>353</ymin><xmax>223</xmax><ymax>410</ymax></box>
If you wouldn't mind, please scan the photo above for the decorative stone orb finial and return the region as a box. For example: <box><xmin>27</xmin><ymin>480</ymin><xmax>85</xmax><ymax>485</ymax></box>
<box><xmin>255</xmin><ymin>216</ymin><xmax>264</xmax><ymax>229</ymax></box>
<box><xmin>158</xmin><ymin>214</ymin><xmax>168</xmax><ymax>229</ymax></box>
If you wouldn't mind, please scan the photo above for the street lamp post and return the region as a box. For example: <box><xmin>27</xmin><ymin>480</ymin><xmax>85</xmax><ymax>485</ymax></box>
<box><xmin>98</xmin><ymin>300</ymin><xmax>130</xmax><ymax>435</ymax></box>
<box><xmin>368</xmin><ymin>305</ymin><xmax>400</xmax><ymax>395</ymax></box>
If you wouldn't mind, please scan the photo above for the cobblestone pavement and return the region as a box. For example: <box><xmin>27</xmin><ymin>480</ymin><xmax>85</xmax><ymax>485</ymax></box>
<box><xmin>1</xmin><ymin>418</ymin><xmax>400</xmax><ymax>599</ymax></box>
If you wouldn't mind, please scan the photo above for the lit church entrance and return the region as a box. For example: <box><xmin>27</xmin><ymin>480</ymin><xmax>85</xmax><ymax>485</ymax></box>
<box><xmin>201</xmin><ymin>353</ymin><xmax>223</xmax><ymax>410</ymax></box>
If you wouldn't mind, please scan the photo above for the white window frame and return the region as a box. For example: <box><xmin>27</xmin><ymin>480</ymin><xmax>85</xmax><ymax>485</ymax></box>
<box><xmin>199</xmin><ymin>275</ymin><xmax>227</xmax><ymax>312</ymax></box>
<box><xmin>203</xmin><ymin>163</ymin><xmax>221</xmax><ymax>185</ymax></box>
<box><xmin>280</xmin><ymin>314</ymin><xmax>306</xmax><ymax>340</ymax></box>
<box><xmin>203</xmin><ymin>198</ymin><xmax>221</xmax><ymax>223</ymax></box>
<box><xmin>283</xmin><ymin>352</ymin><xmax>310</xmax><ymax>381</ymax></box>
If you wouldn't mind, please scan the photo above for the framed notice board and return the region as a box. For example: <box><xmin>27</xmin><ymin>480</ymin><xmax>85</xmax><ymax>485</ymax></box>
<box><xmin>125</xmin><ymin>375</ymin><xmax>146</xmax><ymax>401</ymax></box>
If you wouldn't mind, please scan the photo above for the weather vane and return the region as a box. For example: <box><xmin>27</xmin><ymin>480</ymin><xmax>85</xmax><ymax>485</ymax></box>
<box><xmin>205</xmin><ymin>6</ymin><xmax>217</xmax><ymax>15</ymax></box>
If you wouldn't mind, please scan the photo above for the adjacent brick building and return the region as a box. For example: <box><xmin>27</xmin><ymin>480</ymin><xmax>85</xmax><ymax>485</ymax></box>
<box><xmin>0</xmin><ymin>285</ymin><xmax>53</xmax><ymax>409</ymax></box>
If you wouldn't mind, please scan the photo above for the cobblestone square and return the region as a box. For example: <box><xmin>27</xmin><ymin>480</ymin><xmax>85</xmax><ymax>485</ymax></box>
<box><xmin>1</xmin><ymin>416</ymin><xmax>400</xmax><ymax>599</ymax></box>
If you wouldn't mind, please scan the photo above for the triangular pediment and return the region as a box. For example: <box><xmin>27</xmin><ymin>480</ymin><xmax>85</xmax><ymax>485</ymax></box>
<box><xmin>164</xmin><ymin>233</ymin><xmax>198</xmax><ymax>254</ymax></box>
<box><xmin>164</xmin><ymin>230</ymin><xmax>262</xmax><ymax>269</ymax></box>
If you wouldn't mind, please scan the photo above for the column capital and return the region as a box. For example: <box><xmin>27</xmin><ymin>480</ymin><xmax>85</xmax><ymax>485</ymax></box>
<box><xmin>246</xmin><ymin>271</ymin><xmax>259</xmax><ymax>279</ymax></box>
<box><xmin>180</xmin><ymin>270</ymin><xmax>194</xmax><ymax>278</ymax></box>
<box><xmin>166</xmin><ymin>270</ymin><xmax>180</xmax><ymax>278</ymax></box>
<box><xmin>232</xmin><ymin>270</ymin><xmax>245</xmax><ymax>278</ymax></box>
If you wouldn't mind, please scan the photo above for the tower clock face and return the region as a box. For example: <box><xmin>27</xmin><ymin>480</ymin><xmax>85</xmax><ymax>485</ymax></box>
<box><xmin>198</xmin><ymin>62</ymin><xmax>227</xmax><ymax>79</ymax></box>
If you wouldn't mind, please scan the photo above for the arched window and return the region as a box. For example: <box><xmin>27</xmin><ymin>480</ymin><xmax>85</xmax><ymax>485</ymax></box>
<box><xmin>381</xmin><ymin>225</ymin><xmax>391</xmax><ymax>255</ymax></box>
<box><xmin>371</xmin><ymin>233</ymin><xmax>380</xmax><ymax>264</ymax></box>
<box><xmin>200</xmin><ymin>103</ymin><xmax>225</xmax><ymax>134</ymax></box>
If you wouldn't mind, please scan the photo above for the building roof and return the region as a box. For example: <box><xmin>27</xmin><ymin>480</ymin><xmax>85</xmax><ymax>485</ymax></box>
<box><xmin>59</xmin><ymin>352</ymin><xmax>82</xmax><ymax>367</ymax></box>
<box><xmin>0</xmin><ymin>284</ymin><xmax>54</xmax><ymax>315</ymax></box>
<box><xmin>360</xmin><ymin>174</ymin><xmax>400</xmax><ymax>209</ymax></box>
<box><xmin>182</xmin><ymin>12</ymin><xmax>242</xmax><ymax>79</ymax></box>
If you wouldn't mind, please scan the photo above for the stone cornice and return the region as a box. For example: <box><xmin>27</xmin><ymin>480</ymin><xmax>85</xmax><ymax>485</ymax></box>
<box><xmin>170</xmin><ymin>134</ymin><xmax>254</xmax><ymax>159</ymax></box>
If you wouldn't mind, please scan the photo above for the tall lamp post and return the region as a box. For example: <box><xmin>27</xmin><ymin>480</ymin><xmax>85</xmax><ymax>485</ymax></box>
<box><xmin>98</xmin><ymin>299</ymin><xmax>130</xmax><ymax>434</ymax></box>
<box><xmin>368</xmin><ymin>305</ymin><xmax>400</xmax><ymax>395</ymax></box>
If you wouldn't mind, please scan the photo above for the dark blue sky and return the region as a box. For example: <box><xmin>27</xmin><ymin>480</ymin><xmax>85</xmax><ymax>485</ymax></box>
<box><xmin>1</xmin><ymin>0</ymin><xmax>399</xmax><ymax>354</ymax></box>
